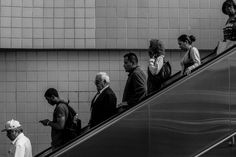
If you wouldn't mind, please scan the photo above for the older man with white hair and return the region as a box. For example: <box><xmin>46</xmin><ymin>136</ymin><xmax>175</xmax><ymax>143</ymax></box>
<box><xmin>2</xmin><ymin>119</ymin><xmax>32</xmax><ymax>157</ymax></box>
<box><xmin>89</xmin><ymin>72</ymin><xmax>117</xmax><ymax>128</ymax></box>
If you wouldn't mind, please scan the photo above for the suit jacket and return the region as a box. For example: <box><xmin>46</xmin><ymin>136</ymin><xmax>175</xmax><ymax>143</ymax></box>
<box><xmin>89</xmin><ymin>87</ymin><xmax>117</xmax><ymax>127</ymax></box>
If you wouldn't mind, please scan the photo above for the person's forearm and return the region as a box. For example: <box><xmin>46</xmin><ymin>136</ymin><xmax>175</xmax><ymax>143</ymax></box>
<box><xmin>188</xmin><ymin>58</ymin><xmax>200</xmax><ymax>71</ymax></box>
<box><xmin>148</xmin><ymin>57</ymin><xmax>163</xmax><ymax>75</ymax></box>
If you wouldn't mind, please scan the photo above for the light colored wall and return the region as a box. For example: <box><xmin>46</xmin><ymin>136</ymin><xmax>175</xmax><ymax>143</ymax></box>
<box><xmin>0</xmin><ymin>0</ymin><xmax>227</xmax><ymax>49</ymax></box>
<box><xmin>95</xmin><ymin>0</ymin><xmax>226</xmax><ymax>49</ymax></box>
<box><xmin>0</xmin><ymin>0</ymin><xmax>96</xmax><ymax>48</ymax></box>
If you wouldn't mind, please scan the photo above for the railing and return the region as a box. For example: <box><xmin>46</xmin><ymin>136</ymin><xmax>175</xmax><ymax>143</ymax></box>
<box><xmin>195</xmin><ymin>131</ymin><xmax>236</xmax><ymax>157</ymax></box>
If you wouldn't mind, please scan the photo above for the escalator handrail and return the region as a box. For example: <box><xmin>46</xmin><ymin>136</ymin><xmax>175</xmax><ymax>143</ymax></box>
<box><xmin>194</xmin><ymin>130</ymin><xmax>236</xmax><ymax>157</ymax></box>
<box><xmin>35</xmin><ymin>147</ymin><xmax>52</xmax><ymax>157</ymax></box>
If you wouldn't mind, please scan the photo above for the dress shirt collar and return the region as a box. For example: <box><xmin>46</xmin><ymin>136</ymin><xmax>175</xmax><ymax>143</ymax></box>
<box><xmin>12</xmin><ymin>133</ymin><xmax>24</xmax><ymax>145</ymax></box>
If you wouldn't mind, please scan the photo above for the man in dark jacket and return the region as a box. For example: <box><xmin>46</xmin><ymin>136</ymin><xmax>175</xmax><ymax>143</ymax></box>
<box><xmin>119</xmin><ymin>52</ymin><xmax>147</xmax><ymax>109</ymax></box>
<box><xmin>89</xmin><ymin>72</ymin><xmax>117</xmax><ymax>128</ymax></box>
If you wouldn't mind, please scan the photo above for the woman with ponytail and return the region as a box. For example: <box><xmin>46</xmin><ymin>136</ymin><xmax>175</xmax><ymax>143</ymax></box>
<box><xmin>178</xmin><ymin>34</ymin><xmax>201</xmax><ymax>75</ymax></box>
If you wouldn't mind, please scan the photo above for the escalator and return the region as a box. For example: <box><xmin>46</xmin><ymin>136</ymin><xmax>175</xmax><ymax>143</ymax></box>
<box><xmin>36</xmin><ymin>44</ymin><xmax>236</xmax><ymax>157</ymax></box>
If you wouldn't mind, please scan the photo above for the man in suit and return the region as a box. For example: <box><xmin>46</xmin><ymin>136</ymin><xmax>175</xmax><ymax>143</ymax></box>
<box><xmin>89</xmin><ymin>72</ymin><xmax>117</xmax><ymax>128</ymax></box>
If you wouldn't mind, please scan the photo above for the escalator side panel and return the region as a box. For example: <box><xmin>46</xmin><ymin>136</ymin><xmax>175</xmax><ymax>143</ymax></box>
<box><xmin>58</xmin><ymin>106</ymin><xmax>149</xmax><ymax>157</ymax></box>
<box><xmin>187</xmin><ymin>51</ymin><xmax>236</xmax><ymax>157</ymax></box>
<box><xmin>149</xmin><ymin>59</ymin><xmax>230</xmax><ymax>157</ymax></box>
<box><xmin>230</xmin><ymin>54</ymin><xmax>236</xmax><ymax>133</ymax></box>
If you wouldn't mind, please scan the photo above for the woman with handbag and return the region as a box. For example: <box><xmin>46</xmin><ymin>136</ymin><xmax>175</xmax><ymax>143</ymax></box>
<box><xmin>147</xmin><ymin>39</ymin><xmax>171</xmax><ymax>94</ymax></box>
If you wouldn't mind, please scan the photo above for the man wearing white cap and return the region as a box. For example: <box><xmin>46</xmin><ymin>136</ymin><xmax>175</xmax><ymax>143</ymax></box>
<box><xmin>2</xmin><ymin>119</ymin><xmax>32</xmax><ymax>157</ymax></box>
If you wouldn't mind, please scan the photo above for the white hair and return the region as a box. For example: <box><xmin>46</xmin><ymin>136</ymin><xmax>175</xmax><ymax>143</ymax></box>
<box><xmin>96</xmin><ymin>72</ymin><xmax>110</xmax><ymax>84</ymax></box>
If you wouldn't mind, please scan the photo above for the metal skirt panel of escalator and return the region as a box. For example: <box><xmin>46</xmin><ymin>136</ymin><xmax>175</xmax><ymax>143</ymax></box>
<box><xmin>149</xmin><ymin>58</ymin><xmax>231</xmax><ymax>157</ymax></box>
<box><xmin>193</xmin><ymin>50</ymin><xmax>236</xmax><ymax>157</ymax></box>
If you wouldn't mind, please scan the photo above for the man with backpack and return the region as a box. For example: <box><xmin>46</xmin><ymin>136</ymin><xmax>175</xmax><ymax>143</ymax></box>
<box><xmin>147</xmin><ymin>39</ymin><xmax>171</xmax><ymax>94</ymax></box>
<box><xmin>39</xmin><ymin>88</ymin><xmax>80</xmax><ymax>150</ymax></box>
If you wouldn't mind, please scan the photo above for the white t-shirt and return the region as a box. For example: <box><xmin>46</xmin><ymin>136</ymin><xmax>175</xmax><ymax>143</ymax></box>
<box><xmin>8</xmin><ymin>133</ymin><xmax>32</xmax><ymax>157</ymax></box>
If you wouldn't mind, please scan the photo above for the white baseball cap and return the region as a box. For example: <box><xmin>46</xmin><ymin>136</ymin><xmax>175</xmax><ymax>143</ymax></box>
<box><xmin>1</xmin><ymin>119</ymin><xmax>21</xmax><ymax>132</ymax></box>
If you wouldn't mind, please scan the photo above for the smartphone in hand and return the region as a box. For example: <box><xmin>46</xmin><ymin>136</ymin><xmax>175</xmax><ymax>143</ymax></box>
<box><xmin>39</xmin><ymin>119</ymin><xmax>49</xmax><ymax>126</ymax></box>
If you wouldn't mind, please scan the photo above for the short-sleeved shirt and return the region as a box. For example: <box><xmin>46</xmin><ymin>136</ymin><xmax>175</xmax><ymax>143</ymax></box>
<box><xmin>51</xmin><ymin>103</ymin><xmax>69</xmax><ymax>148</ymax></box>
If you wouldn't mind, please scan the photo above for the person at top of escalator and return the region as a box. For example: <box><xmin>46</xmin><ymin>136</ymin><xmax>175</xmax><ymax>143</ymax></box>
<box><xmin>178</xmin><ymin>34</ymin><xmax>201</xmax><ymax>76</ymax></box>
<box><xmin>222</xmin><ymin>0</ymin><xmax>236</xmax><ymax>41</ymax></box>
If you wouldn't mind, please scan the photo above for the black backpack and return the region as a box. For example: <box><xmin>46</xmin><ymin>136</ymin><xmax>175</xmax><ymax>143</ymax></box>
<box><xmin>65</xmin><ymin>104</ymin><xmax>81</xmax><ymax>137</ymax></box>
